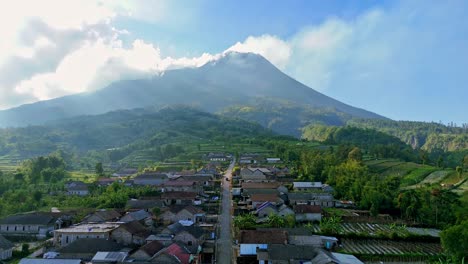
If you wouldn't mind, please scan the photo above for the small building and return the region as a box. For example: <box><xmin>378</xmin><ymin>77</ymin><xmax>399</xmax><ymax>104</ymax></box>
<box><xmin>293</xmin><ymin>182</ymin><xmax>323</xmax><ymax>191</ymax></box>
<box><xmin>111</xmin><ymin>221</ymin><xmax>150</xmax><ymax>246</ymax></box>
<box><xmin>130</xmin><ymin>241</ymin><xmax>165</xmax><ymax>261</ymax></box>
<box><xmin>294</xmin><ymin>205</ymin><xmax>322</xmax><ymax>222</ymax></box>
<box><xmin>82</xmin><ymin>209</ymin><xmax>121</xmax><ymax>223</ymax></box>
<box><xmin>112</xmin><ymin>168</ymin><xmax>138</xmax><ymax>177</ymax></box>
<box><xmin>266</xmin><ymin>158</ymin><xmax>281</xmax><ymax>163</ymax></box>
<box><xmin>256</xmin><ymin>244</ymin><xmax>318</xmax><ymax>263</ymax></box>
<box><xmin>0</xmin><ymin>212</ymin><xmax>60</xmax><ymax>238</ymax></box>
<box><xmin>91</xmin><ymin>251</ymin><xmax>127</xmax><ymax>263</ymax></box>
<box><xmin>160</xmin><ymin>205</ymin><xmax>206</xmax><ymax>224</ymax></box>
<box><xmin>238</xmin><ymin>230</ymin><xmax>288</xmax><ymax>256</ymax></box>
<box><xmin>255</xmin><ymin>202</ymin><xmax>278</xmax><ymax>218</ymax></box>
<box><xmin>250</xmin><ymin>194</ymin><xmax>283</xmax><ymax>208</ymax></box>
<box><xmin>56</xmin><ymin>238</ymin><xmax>125</xmax><ymax>261</ymax></box>
<box><xmin>151</xmin><ymin>242</ymin><xmax>192</xmax><ymax>264</ymax></box>
<box><xmin>207</xmin><ymin>153</ymin><xmax>228</xmax><ymax>162</ymax></box>
<box><xmin>0</xmin><ymin>234</ymin><xmax>13</xmax><ymax>260</ymax></box>
<box><xmin>161</xmin><ymin>192</ymin><xmax>198</xmax><ymax>206</ymax></box>
<box><xmin>65</xmin><ymin>181</ymin><xmax>89</xmax><ymax>196</ymax></box>
<box><xmin>19</xmin><ymin>259</ymin><xmax>82</xmax><ymax>264</ymax></box>
<box><xmin>162</xmin><ymin>180</ymin><xmax>201</xmax><ymax>193</ymax></box>
<box><xmin>288</xmin><ymin>192</ymin><xmax>335</xmax><ymax>207</ymax></box>
<box><xmin>133</xmin><ymin>172</ymin><xmax>169</xmax><ymax>186</ymax></box>
<box><xmin>120</xmin><ymin>209</ymin><xmax>152</xmax><ymax>224</ymax></box>
<box><xmin>53</xmin><ymin>223</ymin><xmax>120</xmax><ymax>246</ymax></box>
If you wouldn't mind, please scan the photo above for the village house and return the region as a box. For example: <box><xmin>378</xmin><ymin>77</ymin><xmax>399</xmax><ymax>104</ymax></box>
<box><xmin>288</xmin><ymin>192</ymin><xmax>335</xmax><ymax>207</ymax></box>
<box><xmin>96</xmin><ymin>177</ymin><xmax>119</xmax><ymax>186</ymax></box>
<box><xmin>162</xmin><ymin>180</ymin><xmax>202</xmax><ymax>193</ymax></box>
<box><xmin>110</xmin><ymin>221</ymin><xmax>151</xmax><ymax>246</ymax></box>
<box><xmin>133</xmin><ymin>172</ymin><xmax>169</xmax><ymax>186</ymax></box>
<box><xmin>120</xmin><ymin>209</ymin><xmax>152</xmax><ymax>225</ymax></box>
<box><xmin>206</xmin><ymin>153</ymin><xmax>228</xmax><ymax>162</ymax></box>
<box><xmin>161</xmin><ymin>192</ymin><xmax>198</xmax><ymax>206</ymax></box>
<box><xmin>256</xmin><ymin>244</ymin><xmax>318</xmax><ymax>263</ymax></box>
<box><xmin>294</xmin><ymin>205</ymin><xmax>322</xmax><ymax>222</ymax></box>
<box><xmin>91</xmin><ymin>251</ymin><xmax>128</xmax><ymax>263</ymax></box>
<box><xmin>65</xmin><ymin>181</ymin><xmax>89</xmax><ymax>196</ymax></box>
<box><xmin>112</xmin><ymin>168</ymin><xmax>138</xmax><ymax>177</ymax></box>
<box><xmin>56</xmin><ymin>238</ymin><xmax>125</xmax><ymax>261</ymax></box>
<box><xmin>82</xmin><ymin>209</ymin><xmax>121</xmax><ymax>223</ymax></box>
<box><xmin>160</xmin><ymin>205</ymin><xmax>206</xmax><ymax>224</ymax></box>
<box><xmin>266</xmin><ymin>158</ymin><xmax>281</xmax><ymax>163</ymax></box>
<box><xmin>53</xmin><ymin>223</ymin><xmax>120</xmax><ymax>246</ymax></box>
<box><xmin>238</xmin><ymin>230</ymin><xmax>288</xmax><ymax>257</ymax></box>
<box><xmin>0</xmin><ymin>234</ymin><xmax>13</xmax><ymax>260</ymax></box>
<box><xmin>255</xmin><ymin>202</ymin><xmax>278</xmax><ymax>218</ymax></box>
<box><xmin>19</xmin><ymin>259</ymin><xmax>82</xmax><ymax>264</ymax></box>
<box><xmin>250</xmin><ymin>193</ymin><xmax>284</xmax><ymax>208</ymax></box>
<box><xmin>146</xmin><ymin>234</ymin><xmax>174</xmax><ymax>246</ymax></box>
<box><xmin>151</xmin><ymin>242</ymin><xmax>192</xmax><ymax>264</ymax></box>
<box><xmin>239</xmin><ymin>156</ymin><xmax>258</xmax><ymax>164</ymax></box>
<box><xmin>293</xmin><ymin>181</ymin><xmax>323</xmax><ymax>191</ymax></box>
<box><xmin>176</xmin><ymin>175</ymin><xmax>214</xmax><ymax>187</ymax></box>
<box><xmin>255</xmin><ymin>203</ymin><xmax>294</xmax><ymax>218</ymax></box>
<box><xmin>162</xmin><ymin>223</ymin><xmax>206</xmax><ymax>252</ymax></box>
<box><xmin>0</xmin><ymin>212</ymin><xmax>67</xmax><ymax>238</ymax></box>
<box><xmin>130</xmin><ymin>240</ymin><xmax>164</xmax><ymax>261</ymax></box>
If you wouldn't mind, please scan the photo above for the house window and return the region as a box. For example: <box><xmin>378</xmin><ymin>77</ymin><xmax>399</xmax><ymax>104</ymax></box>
<box><xmin>14</xmin><ymin>226</ymin><xmax>17</xmax><ymax>231</ymax></box>
<box><xmin>6</xmin><ymin>226</ymin><xmax>9</xmax><ymax>231</ymax></box>
<box><xmin>23</xmin><ymin>226</ymin><xmax>25</xmax><ymax>231</ymax></box>
<box><xmin>188</xmin><ymin>241</ymin><xmax>193</xmax><ymax>246</ymax></box>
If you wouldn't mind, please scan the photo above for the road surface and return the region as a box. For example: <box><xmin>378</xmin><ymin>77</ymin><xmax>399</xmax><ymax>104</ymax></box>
<box><xmin>216</xmin><ymin>159</ymin><xmax>235</xmax><ymax>264</ymax></box>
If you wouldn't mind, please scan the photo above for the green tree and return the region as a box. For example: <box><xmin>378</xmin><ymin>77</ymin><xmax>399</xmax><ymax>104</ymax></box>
<box><xmin>440</xmin><ymin>220</ymin><xmax>468</xmax><ymax>262</ymax></box>
<box><xmin>456</xmin><ymin>166</ymin><xmax>463</xmax><ymax>178</ymax></box>
<box><xmin>95</xmin><ymin>162</ymin><xmax>104</xmax><ymax>176</ymax></box>
<box><xmin>348</xmin><ymin>147</ymin><xmax>363</xmax><ymax>162</ymax></box>
<box><xmin>234</xmin><ymin>214</ymin><xmax>256</xmax><ymax>229</ymax></box>
<box><xmin>267</xmin><ymin>214</ymin><xmax>286</xmax><ymax>228</ymax></box>
<box><xmin>319</xmin><ymin>216</ymin><xmax>343</xmax><ymax>234</ymax></box>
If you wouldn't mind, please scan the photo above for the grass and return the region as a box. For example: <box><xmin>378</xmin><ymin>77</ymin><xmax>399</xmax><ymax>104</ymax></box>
<box><xmin>400</xmin><ymin>166</ymin><xmax>438</xmax><ymax>187</ymax></box>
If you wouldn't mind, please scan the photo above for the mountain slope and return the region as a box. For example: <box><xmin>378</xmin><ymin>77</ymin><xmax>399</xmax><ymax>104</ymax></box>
<box><xmin>0</xmin><ymin>52</ymin><xmax>384</xmax><ymax>129</ymax></box>
<box><xmin>0</xmin><ymin>106</ymin><xmax>272</xmax><ymax>163</ymax></box>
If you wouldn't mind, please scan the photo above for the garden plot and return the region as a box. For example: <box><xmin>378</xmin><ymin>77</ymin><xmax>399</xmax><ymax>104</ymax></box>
<box><xmin>340</xmin><ymin>238</ymin><xmax>442</xmax><ymax>256</ymax></box>
<box><xmin>311</xmin><ymin>223</ymin><xmax>441</xmax><ymax>237</ymax></box>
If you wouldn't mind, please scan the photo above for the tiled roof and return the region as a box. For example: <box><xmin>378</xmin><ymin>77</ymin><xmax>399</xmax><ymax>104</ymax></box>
<box><xmin>239</xmin><ymin>230</ymin><xmax>288</xmax><ymax>244</ymax></box>
<box><xmin>0</xmin><ymin>234</ymin><xmax>14</xmax><ymax>249</ymax></box>
<box><xmin>119</xmin><ymin>221</ymin><xmax>151</xmax><ymax>237</ymax></box>
<box><xmin>241</xmin><ymin>182</ymin><xmax>279</xmax><ymax>189</ymax></box>
<box><xmin>294</xmin><ymin>205</ymin><xmax>322</xmax><ymax>214</ymax></box>
<box><xmin>58</xmin><ymin>238</ymin><xmax>124</xmax><ymax>254</ymax></box>
<box><xmin>0</xmin><ymin>213</ymin><xmax>54</xmax><ymax>225</ymax></box>
<box><xmin>161</xmin><ymin>192</ymin><xmax>197</xmax><ymax>199</ymax></box>
<box><xmin>249</xmin><ymin>193</ymin><xmax>280</xmax><ymax>203</ymax></box>
<box><xmin>138</xmin><ymin>241</ymin><xmax>164</xmax><ymax>256</ymax></box>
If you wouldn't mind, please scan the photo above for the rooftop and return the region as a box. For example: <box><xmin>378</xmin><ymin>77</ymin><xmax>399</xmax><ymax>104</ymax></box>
<box><xmin>293</xmin><ymin>182</ymin><xmax>323</xmax><ymax>188</ymax></box>
<box><xmin>55</xmin><ymin>223</ymin><xmax>120</xmax><ymax>233</ymax></box>
<box><xmin>58</xmin><ymin>238</ymin><xmax>125</xmax><ymax>254</ymax></box>
<box><xmin>294</xmin><ymin>205</ymin><xmax>322</xmax><ymax>214</ymax></box>
<box><xmin>0</xmin><ymin>212</ymin><xmax>55</xmax><ymax>225</ymax></box>
<box><xmin>239</xmin><ymin>230</ymin><xmax>288</xmax><ymax>244</ymax></box>
<box><xmin>241</xmin><ymin>182</ymin><xmax>280</xmax><ymax>189</ymax></box>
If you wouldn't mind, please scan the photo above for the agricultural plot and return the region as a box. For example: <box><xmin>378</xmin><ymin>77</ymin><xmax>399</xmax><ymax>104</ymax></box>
<box><xmin>402</xmin><ymin>170</ymin><xmax>453</xmax><ymax>190</ymax></box>
<box><xmin>340</xmin><ymin>238</ymin><xmax>442</xmax><ymax>256</ymax></box>
<box><xmin>309</xmin><ymin>223</ymin><xmax>440</xmax><ymax>238</ymax></box>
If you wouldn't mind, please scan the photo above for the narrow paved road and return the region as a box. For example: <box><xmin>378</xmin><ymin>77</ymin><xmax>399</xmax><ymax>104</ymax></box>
<box><xmin>216</xmin><ymin>159</ymin><xmax>235</xmax><ymax>264</ymax></box>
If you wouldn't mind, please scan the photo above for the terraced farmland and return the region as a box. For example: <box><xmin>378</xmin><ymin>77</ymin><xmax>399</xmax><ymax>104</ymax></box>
<box><xmin>341</xmin><ymin>238</ymin><xmax>442</xmax><ymax>255</ymax></box>
<box><xmin>308</xmin><ymin>223</ymin><xmax>440</xmax><ymax>237</ymax></box>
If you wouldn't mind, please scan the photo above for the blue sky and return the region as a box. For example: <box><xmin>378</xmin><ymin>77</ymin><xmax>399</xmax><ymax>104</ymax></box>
<box><xmin>0</xmin><ymin>0</ymin><xmax>466</xmax><ymax>124</ymax></box>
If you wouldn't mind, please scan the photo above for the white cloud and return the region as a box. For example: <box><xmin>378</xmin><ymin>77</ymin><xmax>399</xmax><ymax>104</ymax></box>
<box><xmin>226</xmin><ymin>35</ymin><xmax>291</xmax><ymax>70</ymax></box>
